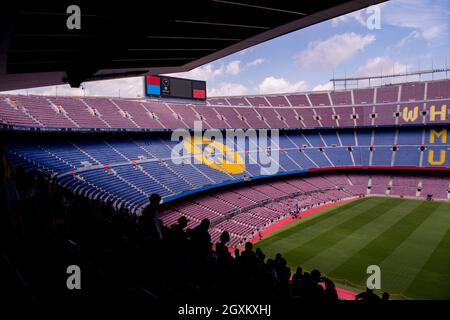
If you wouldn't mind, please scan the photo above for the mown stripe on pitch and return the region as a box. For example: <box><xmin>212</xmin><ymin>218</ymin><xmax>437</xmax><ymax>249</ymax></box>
<box><xmin>302</xmin><ymin>199</ymin><xmax>422</xmax><ymax>276</ymax></box>
<box><xmin>378</xmin><ymin>202</ymin><xmax>450</xmax><ymax>295</ymax></box>
<box><xmin>328</xmin><ymin>201</ymin><xmax>437</xmax><ymax>287</ymax></box>
<box><xmin>282</xmin><ymin>198</ymin><xmax>406</xmax><ymax>266</ymax></box>
<box><xmin>256</xmin><ymin>197</ymin><xmax>380</xmax><ymax>254</ymax></box>
<box><xmin>266</xmin><ymin>198</ymin><xmax>368</xmax><ymax>238</ymax></box>
<box><xmin>256</xmin><ymin>198</ymin><xmax>369</xmax><ymax>249</ymax></box>
<box><xmin>405</xmin><ymin>228</ymin><xmax>450</xmax><ymax>299</ymax></box>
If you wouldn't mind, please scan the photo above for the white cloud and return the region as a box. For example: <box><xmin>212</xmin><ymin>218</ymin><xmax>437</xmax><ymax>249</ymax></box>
<box><xmin>331</xmin><ymin>4</ymin><xmax>388</xmax><ymax>28</ymax></box>
<box><xmin>331</xmin><ymin>10</ymin><xmax>366</xmax><ymax>27</ymax></box>
<box><xmin>225</xmin><ymin>60</ymin><xmax>241</xmax><ymax>75</ymax></box>
<box><xmin>383</xmin><ymin>0</ymin><xmax>449</xmax><ymax>45</ymax></box>
<box><xmin>84</xmin><ymin>77</ymin><xmax>144</xmax><ymax>97</ymax></box>
<box><xmin>167</xmin><ymin>60</ymin><xmax>241</xmax><ymax>81</ymax></box>
<box><xmin>167</xmin><ymin>64</ymin><xmax>224</xmax><ymax>81</ymax></box>
<box><xmin>329</xmin><ymin>1</ymin><xmax>448</xmax><ymax>46</ymax></box>
<box><xmin>355</xmin><ymin>56</ymin><xmax>411</xmax><ymax>77</ymax></box>
<box><xmin>313</xmin><ymin>82</ymin><xmax>334</xmax><ymax>91</ymax></box>
<box><xmin>208</xmin><ymin>83</ymin><xmax>248</xmax><ymax>96</ymax></box>
<box><xmin>392</xmin><ymin>30</ymin><xmax>420</xmax><ymax>49</ymax></box>
<box><xmin>3</xmin><ymin>77</ymin><xmax>144</xmax><ymax>98</ymax></box>
<box><xmin>295</xmin><ymin>33</ymin><xmax>375</xmax><ymax>70</ymax></box>
<box><xmin>257</xmin><ymin>77</ymin><xmax>308</xmax><ymax>95</ymax></box>
<box><xmin>3</xmin><ymin>85</ymin><xmax>82</xmax><ymax>97</ymax></box>
<box><xmin>246</xmin><ymin>58</ymin><xmax>265</xmax><ymax>67</ymax></box>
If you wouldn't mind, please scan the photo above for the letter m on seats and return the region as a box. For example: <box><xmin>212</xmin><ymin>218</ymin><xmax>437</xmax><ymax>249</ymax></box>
<box><xmin>430</xmin><ymin>129</ymin><xmax>447</xmax><ymax>144</ymax></box>
<box><xmin>428</xmin><ymin>129</ymin><xmax>447</xmax><ymax>165</ymax></box>
<box><xmin>402</xmin><ymin>106</ymin><xmax>418</xmax><ymax>122</ymax></box>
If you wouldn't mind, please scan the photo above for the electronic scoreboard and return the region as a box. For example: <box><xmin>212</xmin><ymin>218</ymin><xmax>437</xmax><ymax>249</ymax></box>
<box><xmin>145</xmin><ymin>75</ymin><xmax>206</xmax><ymax>100</ymax></box>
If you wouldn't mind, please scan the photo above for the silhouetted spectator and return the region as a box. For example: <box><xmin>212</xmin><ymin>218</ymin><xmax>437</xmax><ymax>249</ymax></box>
<box><xmin>275</xmin><ymin>253</ymin><xmax>282</xmax><ymax>265</ymax></box>
<box><xmin>356</xmin><ymin>287</ymin><xmax>381</xmax><ymax>302</ymax></box>
<box><xmin>266</xmin><ymin>259</ymin><xmax>277</xmax><ymax>281</ymax></box>
<box><xmin>291</xmin><ymin>266</ymin><xmax>303</xmax><ymax>296</ymax></box>
<box><xmin>255</xmin><ymin>247</ymin><xmax>266</xmax><ymax>267</ymax></box>
<box><xmin>322</xmin><ymin>278</ymin><xmax>339</xmax><ymax>302</ymax></box>
<box><xmin>300</xmin><ymin>272</ymin><xmax>312</xmax><ymax>297</ymax></box>
<box><xmin>170</xmin><ymin>216</ymin><xmax>188</xmax><ymax>242</ymax></box>
<box><xmin>190</xmin><ymin>218</ymin><xmax>211</xmax><ymax>258</ymax></box>
<box><xmin>234</xmin><ymin>248</ymin><xmax>240</xmax><ymax>262</ymax></box>
<box><xmin>240</xmin><ymin>242</ymin><xmax>257</xmax><ymax>276</ymax></box>
<box><xmin>139</xmin><ymin>194</ymin><xmax>163</xmax><ymax>241</ymax></box>
<box><xmin>310</xmin><ymin>269</ymin><xmax>325</xmax><ymax>300</ymax></box>
<box><xmin>216</xmin><ymin>231</ymin><xmax>232</xmax><ymax>263</ymax></box>
<box><xmin>277</xmin><ymin>258</ymin><xmax>291</xmax><ymax>283</ymax></box>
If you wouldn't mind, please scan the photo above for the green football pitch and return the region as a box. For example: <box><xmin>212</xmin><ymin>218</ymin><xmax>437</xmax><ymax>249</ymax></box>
<box><xmin>256</xmin><ymin>197</ymin><xmax>450</xmax><ymax>300</ymax></box>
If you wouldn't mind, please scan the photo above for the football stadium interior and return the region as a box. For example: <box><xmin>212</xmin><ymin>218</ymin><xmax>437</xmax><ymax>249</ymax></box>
<box><xmin>1</xmin><ymin>0</ymin><xmax>450</xmax><ymax>309</ymax></box>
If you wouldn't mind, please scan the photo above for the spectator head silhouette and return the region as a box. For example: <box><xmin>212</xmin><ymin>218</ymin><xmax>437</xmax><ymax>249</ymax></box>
<box><xmin>311</xmin><ymin>269</ymin><xmax>321</xmax><ymax>283</ymax></box>
<box><xmin>244</xmin><ymin>241</ymin><xmax>253</xmax><ymax>252</ymax></box>
<box><xmin>200</xmin><ymin>218</ymin><xmax>210</xmax><ymax>230</ymax></box>
<box><xmin>295</xmin><ymin>266</ymin><xmax>303</xmax><ymax>275</ymax></box>
<box><xmin>220</xmin><ymin>230</ymin><xmax>230</xmax><ymax>244</ymax></box>
<box><xmin>149</xmin><ymin>193</ymin><xmax>161</xmax><ymax>209</ymax></box>
<box><xmin>177</xmin><ymin>216</ymin><xmax>188</xmax><ymax>229</ymax></box>
<box><xmin>255</xmin><ymin>248</ymin><xmax>265</xmax><ymax>261</ymax></box>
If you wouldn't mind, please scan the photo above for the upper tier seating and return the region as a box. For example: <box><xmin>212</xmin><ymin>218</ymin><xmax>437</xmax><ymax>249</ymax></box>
<box><xmin>2</xmin><ymin>79</ymin><xmax>449</xmax><ymax>130</ymax></box>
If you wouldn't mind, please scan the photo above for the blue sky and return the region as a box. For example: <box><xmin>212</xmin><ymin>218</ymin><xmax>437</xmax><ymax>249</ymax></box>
<box><xmin>3</xmin><ymin>0</ymin><xmax>450</xmax><ymax>97</ymax></box>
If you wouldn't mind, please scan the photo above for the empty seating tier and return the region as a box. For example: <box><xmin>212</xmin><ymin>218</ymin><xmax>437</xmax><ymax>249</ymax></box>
<box><xmin>5</xmin><ymin>127</ymin><xmax>450</xmax><ymax>213</ymax></box>
<box><xmin>2</xmin><ymin>79</ymin><xmax>450</xmax><ymax>130</ymax></box>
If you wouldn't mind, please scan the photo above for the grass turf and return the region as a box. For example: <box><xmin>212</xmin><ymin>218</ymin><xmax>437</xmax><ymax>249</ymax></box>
<box><xmin>255</xmin><ymin>197</ymin><xmax>450</xmax><ymax>300</ymax></box>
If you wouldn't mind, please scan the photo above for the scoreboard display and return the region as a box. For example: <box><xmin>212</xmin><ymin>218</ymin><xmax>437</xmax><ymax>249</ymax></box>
<box><xmin>145</xmin><ymin>75</ymin><xmax>206</xmax><ymax>100</ymax></box>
